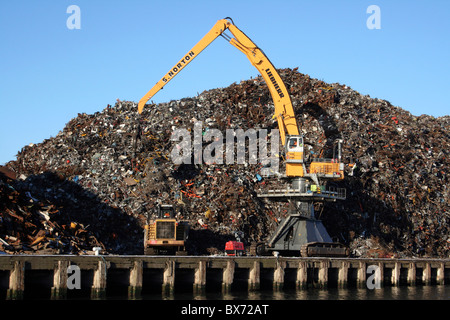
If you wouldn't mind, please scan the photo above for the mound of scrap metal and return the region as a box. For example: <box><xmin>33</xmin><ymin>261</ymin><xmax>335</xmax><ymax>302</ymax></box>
<box><xmin>1</xmin><ymin>68</ymin><xmax>449</xmax><ymax>257</ymax></box>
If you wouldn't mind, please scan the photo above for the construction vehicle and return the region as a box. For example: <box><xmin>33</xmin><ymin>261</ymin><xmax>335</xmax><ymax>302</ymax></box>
<box><xmin>137</xmin><ymin>17</ymin><xmax>348</xmax><ymax>257</ymax></box>
<box><xmin>143</xmin><ymin>204</ymin><xmax>189</xmax><ymax>255</ymax></box>
<box><xmin>225</xmin><ymin>241</ymin><xmax>245</xmax><ymax>256</ymax></box>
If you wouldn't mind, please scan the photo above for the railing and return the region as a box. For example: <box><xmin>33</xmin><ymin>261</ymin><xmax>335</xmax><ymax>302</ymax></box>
<box><xmin>309</xmin><ymin>158</ymin><xmax>339</xmax><ymax>163</ymax></box>
<box><xmin>258</xmin><ymin>186</ymin><xmax>346</xmax><ymax>200</ymax></box>
<box><xmin>320</xmin><ymin>186</ymin><xmax>346</xmax><ymax>199</ymax></box>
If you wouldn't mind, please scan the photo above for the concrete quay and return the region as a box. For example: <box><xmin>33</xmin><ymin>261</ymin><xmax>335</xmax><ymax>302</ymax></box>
<box><xmin>0</xmin><ymin>255</ymin><xmax>448</xmax><ymax>299</ymax></box>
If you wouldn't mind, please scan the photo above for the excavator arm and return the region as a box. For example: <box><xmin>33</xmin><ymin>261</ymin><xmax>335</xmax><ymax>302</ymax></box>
<box><xmin>137</xmin><ymin>18</ymin><xmax>298</xmax><ymax>143</ymax></box>
<box><xmin>138</xmin><ymin>19</ymin><xmax>229</xmax><ymax>114</ymax></box>
<box><xmin>137</xmin><ymin>17</ymin><xmax>344</xmax><ymax>181</ymax></box>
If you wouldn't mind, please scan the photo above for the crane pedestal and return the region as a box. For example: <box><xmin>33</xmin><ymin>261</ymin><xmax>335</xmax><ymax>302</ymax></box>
<box><xmin>255</xmin><ymin>178</ymin><xmax>349</xmax><ymax>257</ymax></box>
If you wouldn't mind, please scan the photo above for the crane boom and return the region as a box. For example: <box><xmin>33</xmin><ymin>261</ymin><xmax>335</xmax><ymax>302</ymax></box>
<box><xmin>137</xmin><ymin>18</ymin><xmax>298</xmax><ymax>143</ymax></box>
<box><xmin>137</xmin><ymin>17</ymin><xmax>344</xmax><ymax>181</ymax></box>
<box><xmin>138</xmin><ymin>19</ymin><xmax>228</xmax><ymax>114</ymax></box>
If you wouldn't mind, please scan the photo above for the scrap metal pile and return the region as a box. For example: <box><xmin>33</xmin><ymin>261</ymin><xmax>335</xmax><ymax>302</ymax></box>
<box><xmin>1</xmin><ymin>68</ymin><xmax>449</xmax><ymax>257</ymax></box>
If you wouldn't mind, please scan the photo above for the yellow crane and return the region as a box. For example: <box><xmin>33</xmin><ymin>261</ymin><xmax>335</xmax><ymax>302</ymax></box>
<box><xmin>137</xmin><ymin>17</ymin><xmax>348</xmax><ymax>257</ymax></box>
<box><xmin>137</xmin><ymin>17</ymin><xmax>344</xmax><ymax>182</ymax></box>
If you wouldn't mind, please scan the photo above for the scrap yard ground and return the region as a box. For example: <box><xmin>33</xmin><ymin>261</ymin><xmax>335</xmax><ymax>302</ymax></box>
<box><xmin>1</xmin><ymin>68</ymin><xmax>449</xmax><ymax>258</ymax></box>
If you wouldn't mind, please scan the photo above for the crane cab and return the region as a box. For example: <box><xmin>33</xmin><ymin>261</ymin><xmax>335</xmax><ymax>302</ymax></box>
<box><xmin>285</xmin><ymin>135</ymin><xmax>305</xmax><ymax>177</ymax></box>
<box><xmin>286</xmin><ymin>136</ymin><xmax>304</xmax><ymax>155</ymax></box>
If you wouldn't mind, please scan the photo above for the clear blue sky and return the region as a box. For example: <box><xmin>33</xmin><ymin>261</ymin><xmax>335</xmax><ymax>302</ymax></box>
<box><xmin>1</xmin><ymin>0</ymin><xmax>449</xmax><ymax>165</ymax></box>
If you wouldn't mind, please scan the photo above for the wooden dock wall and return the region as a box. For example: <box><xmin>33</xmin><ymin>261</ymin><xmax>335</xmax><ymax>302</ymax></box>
<box><xmin>0</xmin><ymin>255</ymin><xmax>448</xmax><ymax>299</ymax></box>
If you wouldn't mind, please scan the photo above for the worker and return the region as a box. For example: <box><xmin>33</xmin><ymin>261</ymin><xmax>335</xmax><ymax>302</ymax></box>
<box><xmin>289</xmin><ymin>138</ymin><xmax>297</xmax><ymax>149</ymax></box>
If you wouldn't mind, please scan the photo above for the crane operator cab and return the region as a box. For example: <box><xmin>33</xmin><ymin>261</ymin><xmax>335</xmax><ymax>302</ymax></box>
<box><xmin>285</xmin><ymin>135</ymin><xmax>305</xmax><ymax>177</ymax></box>
<box><xmin>287</xmin><ymin>136</ymin><xmax>303</xmax><ymax>152</ymax></box>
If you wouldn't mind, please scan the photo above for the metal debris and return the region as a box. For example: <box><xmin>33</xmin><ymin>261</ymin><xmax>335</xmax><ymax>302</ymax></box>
<box><xmin>1</xmin><ymin>68</ymin><xmax>449</xmax><ymax>257</ymax></box>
